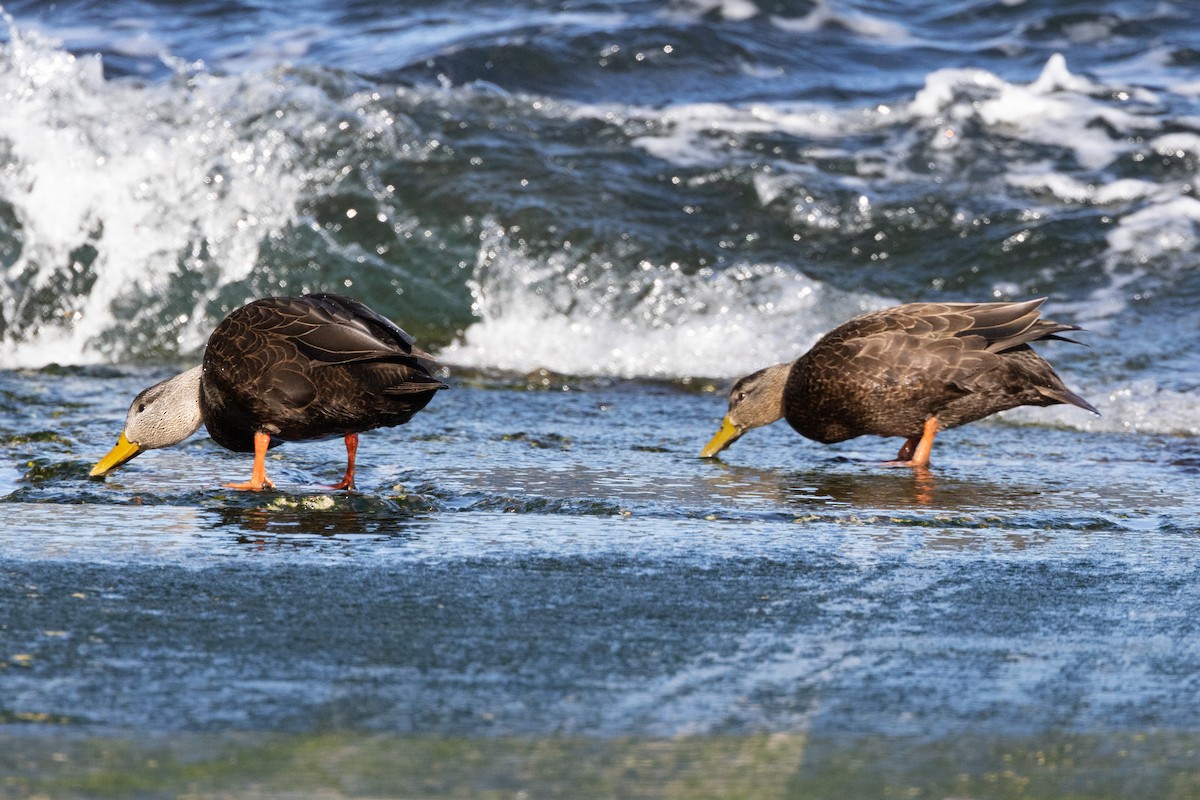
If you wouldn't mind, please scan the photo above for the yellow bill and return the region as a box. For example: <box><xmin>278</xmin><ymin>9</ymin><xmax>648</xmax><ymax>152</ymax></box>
<box><xmin>90</xmin><ymin>432</ymin><xmax>142</xmax><ymax>477</ymax></box>
<box><xmin>699</xmin><ymin>415</ymin><xmax>741</xmax><ymax>458</ymax></box>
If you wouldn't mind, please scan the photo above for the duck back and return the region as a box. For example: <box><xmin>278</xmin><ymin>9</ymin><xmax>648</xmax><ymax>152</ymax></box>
<box><xmin>200</xmin><ymin>294</ymin><xmax>445</xmax><ymax>452</ymax></box>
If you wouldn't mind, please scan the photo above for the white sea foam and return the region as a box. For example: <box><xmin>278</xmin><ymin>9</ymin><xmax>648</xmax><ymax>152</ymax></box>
<box><xmin>441</xmin><ymin>223</ymin><xmax>887</xmax><ymax>379</ymax></box>
<box><xmin>1006</xmin><ymin>174</ymin><xmax>1162</xmax><ymax>206</ymax></box>
<box><xmin>1105</xmin><ymin>197</ymin><xmax>1200</xmax><ymax>258</ymax></box>
<box><xmin>666</xmin><ymin>0</ymin><xmax>911</xmax><ymax>41</ymax></box>
<box><xmin>768</xmin><ymin>0</ymin><xmax>913</xmax><ymax>42</ymax></box>
<box><xmin>1004</xmin><ymin>380</ymin><xmax>1200</xmax><ymax>437</ymax></box>
<box><xmin>910</xmin><ymin>54</ymin><xmax>1151</xmax><ymax>171</ymax></box>
<box><xmin>608</xmin><ymin>53</ymin><xmax>1157</xmax><ymax>180</ymax></box>
<box><xmin>975</xmin><ymin>62</ymin><xmax>1200</xmax><ymax>333</ymax></box>
<box><xmin>623</xmin><ymin>100</ymin><xmax>861</xmax><ymax>170</ymax></box>
<box><xmin>663</xmin><ymin>0</ymin><xmax>760</xmax><ymax>23</ymax></box>
<box><xmin>1152</xmin><ymin>132</ymin><xmax>1200</xmax><ymax>158</ymax></box>
<box><xmin>0</xmin><ymin>18</ymin><xmax>320</xmax><ymax>366</ymax></box>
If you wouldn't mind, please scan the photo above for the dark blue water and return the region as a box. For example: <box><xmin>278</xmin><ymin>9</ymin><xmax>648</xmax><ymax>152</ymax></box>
<box><xmin>1</xmin><ymin>1</ymin><xmax>1199</xmax><ymax>796</ymax></box>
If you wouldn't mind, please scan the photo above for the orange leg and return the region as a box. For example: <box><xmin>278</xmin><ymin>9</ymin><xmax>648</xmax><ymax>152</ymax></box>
<box><xmin>907</xmin><ymin>416</ymin><xmax>939</xmax><ymax>468</ymax></box>
<box><xmin>328</xmin><ymin>433</ymin><xmax>359</xmax><ymax>491</ymax></box>
<box><xmin>224</xmin><ymin>431</ymin><xmax>276</xmax><ymax>491</ymax></box>
<box><xmin>888</xmin><ymin>417</ymin><xmax>939</xmax><ymax>467</ymax></box>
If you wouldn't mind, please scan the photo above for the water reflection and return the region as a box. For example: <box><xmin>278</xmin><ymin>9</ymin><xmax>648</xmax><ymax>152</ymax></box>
<box><xmin>694</xmin><ymin>457</ymin><xmax>1142</xmax><ymax>520</ymax></box>
<box><xmin>698</xmin><ymin>461</ymin><xmax>974</xmax><ymax>512</ymax></box>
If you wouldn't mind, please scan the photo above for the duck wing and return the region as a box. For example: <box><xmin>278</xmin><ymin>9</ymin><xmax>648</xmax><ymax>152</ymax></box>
<box><xmin>252</xmin><ymin>293</ymin><xmax>432</xmax><ymax>366</ymax></box>
<box><xmin>845</xmin><ymin>299</ymin><xmax>1085</xmax><ymax>388</ymax></box>
<box><xmin>818</xmin><ymin>303</ymin><xmax>997</xmax><ymax>392</ymax></box>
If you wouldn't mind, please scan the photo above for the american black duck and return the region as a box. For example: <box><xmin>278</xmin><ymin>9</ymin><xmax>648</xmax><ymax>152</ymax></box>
<box><xmin>700</xmin><ymin>298</ymin><xmax>1097</xmax><ymax>466</ymax></box>
<box><xmin>91</xmin><ymin>293</ymin><xmax>447</xmax><ymax>491</ymax></box>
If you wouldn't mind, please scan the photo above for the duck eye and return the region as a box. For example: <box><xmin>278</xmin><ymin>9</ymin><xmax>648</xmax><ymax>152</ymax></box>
<box><xmin>735</xmin><ymin>391</ymin><xmax>747</xmax><ymax>402</ymax></box>
<box><xmin>137</xmin><ymin>403</ymin><xmax>146</xmax><ymax>413</ymax></box>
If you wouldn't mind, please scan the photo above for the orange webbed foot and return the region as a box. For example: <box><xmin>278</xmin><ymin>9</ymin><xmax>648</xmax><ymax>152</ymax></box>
<box><xmin>327</xmin><ymin>433</ymin><xmax>358</xmax><ymax>491</ymax></box>
<box><xmin>223</xmin><ymin>477</ymin><xmax>276</xmax><ymax>492</ymax></box>
<box><xmin>327</xmin><ymin>475</ymin><xmax>355</xmax><ymax>491</ymax></box>
<box><xmin>223</xmin><ymin>430</ymin><xmax>275</xmax><ymax>491</ymax></box>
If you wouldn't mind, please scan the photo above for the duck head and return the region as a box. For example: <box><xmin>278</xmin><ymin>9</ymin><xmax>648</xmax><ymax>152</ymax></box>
<box><xmin>699</xmin><ymin>362</ymin><xmax>790</xmax><ymax>458</ymax></box>
<box><xmin>90</xmin><ymin>366</ymin><xmax>205</xmax><ymax>476</ymax></box>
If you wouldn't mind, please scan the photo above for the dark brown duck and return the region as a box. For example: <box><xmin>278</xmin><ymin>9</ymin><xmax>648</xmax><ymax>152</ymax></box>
<box><xmin>91</xmin><ymin>293</ymin><xmax>446</xmax><ymax>491</ymax></box>
<box><xmin>700</xmin><ymin>299</ymin><xmax>1097</xmax><ymax>466</ymax></box>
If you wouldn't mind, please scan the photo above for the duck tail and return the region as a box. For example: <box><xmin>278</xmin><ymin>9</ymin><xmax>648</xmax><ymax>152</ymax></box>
<box><xmin>1028</xmin><ymin>317</ymin><xmax>1087</xmax><ymax>345</ymax></box>
<box><xmin>974</xmin><ymin>301</ymin><xmax>1088</xmax><ymax>353</ymax></box>
<box><xmin>383</xmin><ymin>375</ymin><xmax>449</xmax><ymax>395</ymax></box>
<box><xmin>1036</xmin><ymin>384</ymin><xmax>1100</xmax><ymax>416</ymax></box>
<box><xmin>1038</xmin><ymin>331</ymin><xmax>1085</xmax><ymax>345</ymax></box>
<box><xmin>961</xmin><ymin>298</ymin><xmax>1042</xmax><ymax>347</ymax></box>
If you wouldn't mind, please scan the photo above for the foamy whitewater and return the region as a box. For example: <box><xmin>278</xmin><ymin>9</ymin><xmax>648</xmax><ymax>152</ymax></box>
<box><xmin>0</xmin><ymin>0</ymin><xmax>1198</xmax><ymax>434</ymax></box>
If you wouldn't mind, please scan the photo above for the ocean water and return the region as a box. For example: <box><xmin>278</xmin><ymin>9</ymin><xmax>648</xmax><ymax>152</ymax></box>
<box><xmin>2</xmin><ymin>0</ymin><xmax>1200</xmax><ymax>796</ymax></box>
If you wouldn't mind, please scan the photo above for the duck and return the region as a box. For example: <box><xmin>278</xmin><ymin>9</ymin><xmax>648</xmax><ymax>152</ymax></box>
<box><xmin>700</xmin><ymin>298</ymin><xmax>1097</xmax><ymax>466</ymax></box>
<box><xmin>90</xmin><ymin>293</ymin><xmax>447</xmax><ymax>491</ymax></box>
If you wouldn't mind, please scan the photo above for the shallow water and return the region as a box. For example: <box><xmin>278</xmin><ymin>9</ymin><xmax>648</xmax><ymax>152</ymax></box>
<box><xmin>3</xmin><ymin>366</ymin><xmax>1200</xmax><ymax>795</ymax></box>
<box><xmin>2</xmin><ymin>0</ymin><xmax>1200</xmax><ymax>795</ymax></box>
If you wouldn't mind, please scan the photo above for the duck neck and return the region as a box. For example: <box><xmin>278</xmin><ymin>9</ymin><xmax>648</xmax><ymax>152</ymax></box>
<box><xmin>162</xmin><ymin>366</ymin><xmax>205</xmax><ymax>442</ymax></box>
<box><xmin>762</xmin><ymin>363</ymin><xmax>791</xmax><ymax>424</ymax></box>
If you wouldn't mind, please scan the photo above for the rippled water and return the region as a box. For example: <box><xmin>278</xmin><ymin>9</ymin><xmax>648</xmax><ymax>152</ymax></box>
<box><xmin>2</xmin><ymin>0</ymin><xmax>1200</xmax><ymax>796</ymax></box>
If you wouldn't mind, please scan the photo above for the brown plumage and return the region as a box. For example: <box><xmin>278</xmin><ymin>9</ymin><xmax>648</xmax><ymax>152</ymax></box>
<box><xmin>91</xmin><ymin>293</ymin><xmax>447</xmax><ymax>490</ymax></box>
<box><xmin>700</xmin><ymin>298</ymin><xmax>1097</xmax><ymax>466</ymax></box>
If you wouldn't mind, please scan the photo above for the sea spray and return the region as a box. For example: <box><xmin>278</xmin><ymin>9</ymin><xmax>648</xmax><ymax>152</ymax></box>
<box><xmin>441</xmin><ymin>221</ymin><xmax>886</xmax><ymax>378</ymax></box>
